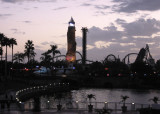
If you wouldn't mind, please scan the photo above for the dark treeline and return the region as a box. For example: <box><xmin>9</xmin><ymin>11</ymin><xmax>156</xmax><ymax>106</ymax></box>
<box><xmin>1</xmin><ymin>32</ymin><xmax>160</xmax><ymax>78</ymax></box>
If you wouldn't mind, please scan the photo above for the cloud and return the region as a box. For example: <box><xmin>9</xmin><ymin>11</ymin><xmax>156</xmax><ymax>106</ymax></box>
<box><xmin>10</xmin><ymin>28</ymin><xmax>25</xmax><ymax>35</ymax></box>
<box><xmin>1</xmin><ymin>0</ymin><xmax>56</xmax><ymax>3</ymax></box>
<box><xmin>74</xmin><ymin>18</ymin><xmax>160</xmax><ymax>61</ymax></box>
<box><xmin>0</xmin><ymin>14</ymin><xmax>12</xmax><ymax>19</ymax></box>
<box><xmin>121</xmin><ymin>18</ymin><xmax>160</xmax><ymax>36</ymax></box>
<box><xmin>81</xmin><ymin>3</ymin><xmax>92</xmax><ymax>6</ymax></box>
<box><xmin>112</xmin><ymin>0</ymin><xmax>160</xmax><ymax>13</ymax></box>
<box><xmin>23</xmin><ymin>21</ymin><xmax>32</xmax><ymax>23</ymax></box>
<box><xmin>35</xmin><ymin>45</ymin><xmax>42</xmax><ymax>49</ymax></box>
<box><xmin>94</xmin><ymin>5</ymin><xmax>110</xmax><ymax>10</ymax></box>
<box><xmin>95</xmin><ymin>41</ymin><xmax>116</xmax><ymax>48</ymax></box>
<box><xmin>53</xmin><ymin>7</ymin><xmax>67</xmax><ymax>10</ymax></box>
<box><xmin>41</xmin><ymin>41</ymin><xmax>49</xmax><ymax>45</ymax></box>
<box><xmin>87</xmin><ymin>25</ymin><xmax>123</xmax><ymax>45</ymax></box>
<box><xmin>132</xmin><ymin>36</ymin><xmax>150</xmax><ymax>39</ymax></box>
<box><xmin>1</xmin><ymin>0</ymin><xmax>37</xmax><ymax>3</ymax></box>
<box><xmin>120</xmin><ymin>43</ymin><xmax>136</xmax><ymax>47</ymax></box>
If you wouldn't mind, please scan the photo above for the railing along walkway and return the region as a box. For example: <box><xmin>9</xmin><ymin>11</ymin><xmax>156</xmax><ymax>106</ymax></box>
<box><xmin>16</xmin><ymin>82</ymin><xmax>70</xmax><ymax>102</ymax></box>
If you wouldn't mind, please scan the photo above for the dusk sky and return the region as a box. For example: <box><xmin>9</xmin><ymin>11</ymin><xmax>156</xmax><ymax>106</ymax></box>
<box><xmin>1</xmin><ymin>0</ymin><xmax>160</xmax><ymax>62</ymax></box>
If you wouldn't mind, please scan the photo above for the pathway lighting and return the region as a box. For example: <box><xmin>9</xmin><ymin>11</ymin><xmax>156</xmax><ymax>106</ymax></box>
<box><xmin>76</xmin><ymin>101</ymin><xmax>79</xmax><ymax>103</ymax></box>
<box><xmin>105</xmin><ymin>102</ymin><xmax>107</xmax><ymax>104</ymax></box>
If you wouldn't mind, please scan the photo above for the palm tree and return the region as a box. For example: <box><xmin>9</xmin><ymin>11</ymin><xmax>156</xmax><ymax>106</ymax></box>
<box><xmin>0</xmin><ymin>47</ymin><xmax>3</xmax><ymax>59</ymax></box>
<box><xmin>13</xmin><ymin>52</ymin><xmax>25</xmax><ymax>63</ymax></box>
<box><xmin>47</xmin><ymin>45</ymin><xmax>60</xmax><ymax>62</ymax></box>
<box><xmin>120</xmin><ymin>95</ymin><xmax>129</xmax><ymax>106</ymax></box>
<box><xmin>87</xmin><ymin>94</ymin><xmax>96</xmax><ymax>105</ymax></box>
<box><xmin>3</xmin><ymin>37</ymin><xmax>11</xmax><ymax>62</ymax></box>
<box><xmin>3</xmin><ymin>36</ymin><xmax>11</xmax><ymax>78</ymax></box>
<box><xmin>40</xmin><ymin>52</ymin><xmax>52</xmax><ymax>75</ymax></box>
<box><xmin>0</xmin><ymin>33</ymin><xmax>5</xmax><ymax>61</ymax></box>
<box><xmin>149</xmin><ymin>96</ymin><xmax>159</xmax><ymax>104</ymax></box>
<box><xmin>10</xmin><ymin>38</ymin><xmax>17</xmax><ymax>64</ymax></box>
<box><xmin>24</xmin><ymin>40</ymin><xmax>36</xmax><ymax>63</ymax></box>
<box><xmin>40</xmin><ymin>52</ymin><xmax>52</xmax><ymax>63</ymax></box>
<box><xmin>87</xmin><ymin>94</ymin><xmax>96</xmax><ymax>112</ymax></box>
<box><xmin>120</xmin><ymin>95</ymin><xmax>129</xmax><ymax>112</ymax></box>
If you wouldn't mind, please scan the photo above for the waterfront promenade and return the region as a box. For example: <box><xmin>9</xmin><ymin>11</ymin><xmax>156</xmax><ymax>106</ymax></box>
<box><xmin>0</xmin><ymin>109</ymin><xmax>139</xmax><ymax>114</ymax></box>
<box><xmin>0</xmin><ymin>82</ymin><xmax>145</xmax><ymax>114</ymax></box>
<box><xmin>0</xmin><ymin>91</ymin><xmax>140</xmax><ymax>113</ymax></box>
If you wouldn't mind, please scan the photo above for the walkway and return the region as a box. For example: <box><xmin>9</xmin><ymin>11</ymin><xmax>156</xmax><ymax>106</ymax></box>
<box><xmin>0</xmin><ymin>89</ymin><xmax>141</xmax><ymax>114</ymax></box>
<box><xmin>0</xmin><ymin>110</ymin><xmax>139</xmax><ymax>114</ymax></box>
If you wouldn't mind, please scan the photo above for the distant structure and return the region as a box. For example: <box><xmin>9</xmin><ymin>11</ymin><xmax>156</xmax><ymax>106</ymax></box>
<box><xmin>135</xmin><ymin>44</ymin><xmax>155</xmax><ymax>66</ymax></box>
<box><xmin>66</xmin><ymin>17</ymin><xmax>76</xmax><ymax>63</ymax></box>
<box><xmin>81</xmin><ymin>27</ymin><xmax>88</xmax><ymax>65</ymax></box>
<box><xmin>105</xmin><ymin>54</ymin><xmax>117</xmax><ymax>62</ymax></box>
<box><xmin>123</xmin><ymin>44</ymin><xmax>155</xmax><ymax>66</ymax></box>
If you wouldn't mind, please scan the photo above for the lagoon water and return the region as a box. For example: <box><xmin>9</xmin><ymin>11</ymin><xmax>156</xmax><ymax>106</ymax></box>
<box><xmin>71</xmin><ymin>88</ymin><xmax>160</xmax><ymax>104</ymax></box>
<box><xmin>25</xmin><ymin>88</ymin><xmax>160</xmax><ymax>110</ymax></box>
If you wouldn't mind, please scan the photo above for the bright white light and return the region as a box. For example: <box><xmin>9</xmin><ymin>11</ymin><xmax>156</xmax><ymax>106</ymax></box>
<box><xmin>69</xmin><ymin>23</ymin><xmax>74</xmax><ymax>26</ymax></box>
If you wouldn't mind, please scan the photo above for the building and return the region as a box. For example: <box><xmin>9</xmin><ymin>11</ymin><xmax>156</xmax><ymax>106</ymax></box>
<box><xmin>66</xmin><ymin>17</ymin><xmax>76</xmax><ymax>63</ymax></box>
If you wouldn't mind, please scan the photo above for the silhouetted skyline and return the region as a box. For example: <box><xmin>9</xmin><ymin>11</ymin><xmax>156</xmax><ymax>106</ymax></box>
<box><xmin>1</xmin><ymin>0</ymin><xmax>160</xmax><ymax>62</ymax></box>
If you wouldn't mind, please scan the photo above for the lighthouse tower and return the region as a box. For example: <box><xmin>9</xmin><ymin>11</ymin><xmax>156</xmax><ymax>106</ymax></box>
<box><xmin>66</xmin><ymin>17</ymin><xmax>76</xmax><ymax>63</ymax></box>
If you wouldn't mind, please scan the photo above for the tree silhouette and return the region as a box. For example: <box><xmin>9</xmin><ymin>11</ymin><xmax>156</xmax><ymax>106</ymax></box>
<box><xmin>47</xmin><ymin>45</ymin><xmax>60</xmax><ymax>63</ymax></box>
<box><xmin>0</xmin><ymin>33</ymin><xmax>5</xmax><ymax>61</ymax></box>
<box><xmin>149</xmin><ymin>96</ymin><xmax>159</xmax><ymax>104</ymax></box>
<box><xmin>24</xmin><ymin>40</ymin><xmax>36</xmax><ymax>63</ymax></box>
<box><xmin>40</xmin><ymin>52</ymin><xmax>52</xmax><ymax>75</ymax></box>
<box><xmin>87</xmin><ymin>94</ymin><xmax>96</xmax><ymax>105</ymax></box>
<box><xmin>155</xmin><ymin>59</ymin><xmax>160</xmax><ymax>73</ymax></box>
<box><xmin>120</xmin><ymin>95</ymin><xmax>129</xmax><ymax>106</ymax></box>
<box><xmin>10</xmin><ymin>38</ymin><xmax>17</xmax><ymax>64</ymax></box>
<box><xmin>4</xmin><ymin>37</ymin><xmax>11</xmax><ymax>62</ymax></box>
<box><xmin>13</xmin><ymin>52</ymin><xmax>25</xmax><ymax>63</ymax></box>
<box><xmin>40</xmin><ymin>52</ymin><xmax>52</xmax><ymax>64</ymax></box>
<box><xmin>0</xmin><ymin>47</ymin><xmax>3</xmax><ymax>59</ymax></box>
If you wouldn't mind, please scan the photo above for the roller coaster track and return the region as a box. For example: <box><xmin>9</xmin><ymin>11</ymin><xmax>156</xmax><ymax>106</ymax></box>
<box><xmin>122</xmin><ymin>53</ymin><xmax>138</xmax><ymax>64</ymax></box>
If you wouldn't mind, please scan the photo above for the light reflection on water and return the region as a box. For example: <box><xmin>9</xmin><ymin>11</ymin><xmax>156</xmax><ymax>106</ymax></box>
<box><xmin>71</xmin><ymin>88</ymin><xmax>160</xmax><ymax>104</ymax></box>
<box><xmin>25</xmin><ymin>88</ymin><xmax>160</xmax><ymax>109</ymax></box>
